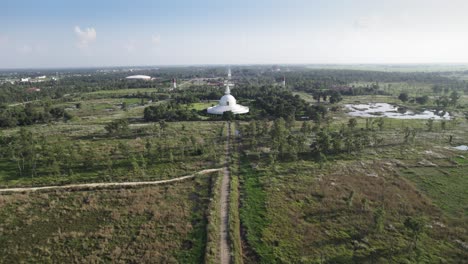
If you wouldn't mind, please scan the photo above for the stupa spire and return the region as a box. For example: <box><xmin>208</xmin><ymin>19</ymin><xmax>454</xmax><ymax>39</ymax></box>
<box><xmin>224</xmin><ymin>82</ymin><xmax>233</xmax><ymax>94</ymax></box>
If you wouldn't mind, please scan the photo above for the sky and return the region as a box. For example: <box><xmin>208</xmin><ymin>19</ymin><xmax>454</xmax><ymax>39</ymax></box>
<box><xmin>1</xmin><ymin>0</ymin><xmax>468</xmax><ymax>68</ymax></box>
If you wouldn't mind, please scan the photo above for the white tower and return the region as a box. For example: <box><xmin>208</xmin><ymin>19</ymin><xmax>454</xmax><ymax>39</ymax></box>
<box><xmin>282</xmin><ymin>76</ymin><xmax>286</xmax><ymax>87</ymax></box>
<box><xmin>172</xmin><ymin>78</ymin><xmax>177</xmax><ymax>89</ymax></box>
<box><xmin>228</xmin><ymin>68</ymin><xmax>232</xmax><ymax>80</ymax></box>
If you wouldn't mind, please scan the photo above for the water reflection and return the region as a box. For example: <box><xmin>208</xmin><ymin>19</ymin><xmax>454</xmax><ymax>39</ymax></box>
<box><xmin>453</xmin><ymin>145</ymin><xmax>468</xmax><ymax>151</ymax></box>
<box><xmin>345</xmin><ymin>103</ymin><xmax>451</xmax><ymax>120</ymax></box>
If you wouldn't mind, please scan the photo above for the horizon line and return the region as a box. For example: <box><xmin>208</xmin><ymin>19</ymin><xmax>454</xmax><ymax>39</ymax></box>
<box><xmin>2</xmin><ymin>62</ymin><xmax>468</xmax><ymax>71</ymax></box>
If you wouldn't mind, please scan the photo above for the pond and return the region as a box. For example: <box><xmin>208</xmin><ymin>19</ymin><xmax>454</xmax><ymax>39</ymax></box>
<box><xmin>344</xmin><ymin>103</ymin><xmax>451</xmax><ymax>120</ymax></box>
<box><xmin>453</xmin><ymin>145</ymin><xmax>468</xmax><ymax>151</ymax></box>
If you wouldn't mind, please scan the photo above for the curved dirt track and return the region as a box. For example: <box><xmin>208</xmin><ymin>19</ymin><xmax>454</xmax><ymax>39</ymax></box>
<box><xmin>0</xmin><ymin>168</ymin><xmax>222</xmax><ymax>193</ymax></box>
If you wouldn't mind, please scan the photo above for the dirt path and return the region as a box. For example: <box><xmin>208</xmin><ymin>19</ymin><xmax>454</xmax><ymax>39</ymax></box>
<box><xmin>220</xmin><ymin>122</ymin><xmax>232</xmax><ymax>264</ymax></box>
<box><xmin>0</xmin><ymin>168</ymin><xmax>222</xmax><ymax>193</ymax></box>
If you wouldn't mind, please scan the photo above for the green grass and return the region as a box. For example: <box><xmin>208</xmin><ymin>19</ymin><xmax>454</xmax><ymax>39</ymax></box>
<box><xmin>204</xmin><ymin>172</ymin><xmax>222</xmax><ymax>264</ymax></box>
<box><xmin>186</xmin><ymin>102</ymin><xmax>215</xmax><ymax>111</ymax></box>
<box><xmin>229</xmin><ymin>166</ymin><xmax>243</xmax><ymax>264</ymax></box>
<box><xmin>239</xmin><ymin>157</ymin><xmax>273</xmax><ymax>263</ymax></box>
<box><xmin>400</xmin><ymin>166</ymin><xmax>468</xmax><ymax>217</ymax></box>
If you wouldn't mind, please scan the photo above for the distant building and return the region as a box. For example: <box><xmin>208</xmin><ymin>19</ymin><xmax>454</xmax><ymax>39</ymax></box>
<box><xmin>125</xmin><ymin>75</ymin><xmax>152</xmax><ymax>80</ymax></box>
<box><xmin>207</xmin><ymin>70</ymin><xmax>249</xmax><ymax>115</ymax></box>
<box><xmin>207</xmin><ymin>84</ymin><xmax>249</xmax><ymax>115</ymax></box>
<box><xmin>21</xmin><ymin>78</ymin><xmax>30</xmax><ymax>82</ymax></box>
<box><xmin>172</xmin><ymin>78</ymin><xmax>177</xmax><ymax>89</ymax></box>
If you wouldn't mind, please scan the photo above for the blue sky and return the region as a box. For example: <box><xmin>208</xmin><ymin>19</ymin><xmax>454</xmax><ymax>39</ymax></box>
<box><xmin>1</xmin><ymin>0</ymin><xmax>468</xmax><ymax>68</ymax></box>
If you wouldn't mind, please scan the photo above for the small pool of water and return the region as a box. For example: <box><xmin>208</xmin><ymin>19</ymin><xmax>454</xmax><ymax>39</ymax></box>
<box><xmin>345</xmin><ymin>103</ymin><xmax>450</xmax><ymax>120</ymax></box>
<box><xmin>453</xmin><ymin>145</ymin><xmax>468</xmax><ymax>151</ymax></box>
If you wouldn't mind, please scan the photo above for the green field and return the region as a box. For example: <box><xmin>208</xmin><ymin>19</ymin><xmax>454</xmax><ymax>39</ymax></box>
<box><xmin>400</xmin><ymin>166</ymin><xmax>468</xmax><ymax>217</ymax></box>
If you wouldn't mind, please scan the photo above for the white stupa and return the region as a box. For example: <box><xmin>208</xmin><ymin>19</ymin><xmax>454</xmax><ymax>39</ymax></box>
<box><xmin>207</xmin><ymin>72</ymin><xmax>249</xmax><ymax>115</ymax></box>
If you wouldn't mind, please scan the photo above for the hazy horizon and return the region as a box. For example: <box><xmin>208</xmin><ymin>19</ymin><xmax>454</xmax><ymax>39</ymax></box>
<box><xmin>4</xmin><ymin>63</ymin><xmax>468</xmax><ymax>72</ymax></box>
<box><xmin>2</xmin><ymin>0</ymin><xmax>468</xmax><ymax>68</ymax></box>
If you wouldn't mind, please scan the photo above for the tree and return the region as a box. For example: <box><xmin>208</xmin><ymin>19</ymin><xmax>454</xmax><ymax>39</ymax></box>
<box><xmin>49</xmin><ymin>107</ymin><xmax>65</xmax><ymax>119</ymax></box>
<box><xmin>329</xmin><ymin>91</ymin><xmax>343</xmax><ymax>104</ymax></box>
<box><xmin>270</xmin><ymin>118</ymin><xmax>289</xmax><ymax>158</ymax></box>
<box><xmin>435</xmin><ymin>96</ymin><xmax>450</xmax><ymax>107</ymax></box>
<box><xmin>159</xmin><ymin>120</ymin><xmax>167</xmax><ymax>137</ymax></box>
<box><xmin>316</xmin><ymin>129</ymin><xmax>331</xmax><ymax>153</ymax></box>
<box><xmin>449</xmin><ymin>91</ymin><xmax>460</xmax><ymax>106</ymax></box>
<box><xmin>425</xmin><ymin>118</ymin><xmax>434</xmax><ymax>132</ymax></box>
<box><xmin>346</xmin><ymin>190</ymin><xmax>355</xmax><ymax>208</ymax></box>
<box><xmin>440</xmin><ymin>120</ymin><xmax>446</xmax><ymax>131</ymax></box>
<box><xmin>121</xmin><ymin>102</ymin><xmax>128</xmax><ymax>111</ymax></box>
<box><xmin>398</xmin><ymin>92</ymin><xmax>409</xmax><ymax>103</ymax></box>
<box><xmin>415</xmin><ymin>95</ymin><xmax>429</xmax><ymax>105</ymax></box>
<box><xmin>348</xmin><ymin>118</ymin><xmax>358</xmax><ymax>130</ymax></box>
<box><xmin>9</xmin><ymin>128</ymin><xmax>37</xmax><ymax>177</ymax></box>
<box><xmin>105</xmin><ymin>119</ymin><xmax>129</xmax><ymax>136</ymax></box>
<box><xmin>373</xmin><ymin>207</ymin><xmax>385</xmax><ymax>233</ymax></box>
<box><xmin>375</xmin><ymin>118</ymin><xmax>385</xmax><ymax>131</ymax></box>
<box><xmin>432</xmin><ymin>85</ymin><xmax>443</xmax><ymax>94</ymax></box>
<box><xmin>404</xmin><ymin>216</ymin><xmax>426</xmax><ymax>249</ymax></box>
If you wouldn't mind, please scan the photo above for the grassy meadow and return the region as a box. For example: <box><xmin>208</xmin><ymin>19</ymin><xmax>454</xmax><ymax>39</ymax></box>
<box><xmin>0</xmin><ymin>175</ymin><xmax>218</xmax><ymax>263</ymax></box>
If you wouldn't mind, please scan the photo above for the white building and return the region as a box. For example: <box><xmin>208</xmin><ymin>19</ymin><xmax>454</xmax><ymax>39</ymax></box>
<box><xmin>125</xmin><ymin>75</ymin><xmax>152</xmax><ymax>80</ymax></box>
<box><xmin>207</xmin><ymin>82</ymin><xmax>249</xmax><ymax>115</ymax></box>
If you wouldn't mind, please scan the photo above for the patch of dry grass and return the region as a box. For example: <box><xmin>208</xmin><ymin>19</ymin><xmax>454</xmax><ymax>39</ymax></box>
<box><xmin>0</xmin><ymin>175</ymin><xmax>215</xmax><ymax>263</ymax></box>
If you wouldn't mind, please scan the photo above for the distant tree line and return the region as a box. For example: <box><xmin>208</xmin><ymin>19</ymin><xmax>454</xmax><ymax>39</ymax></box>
<box><xmin>0</xmin><ymin>103</ymin><xmax>72</xmax><ymax>128</ymax></box>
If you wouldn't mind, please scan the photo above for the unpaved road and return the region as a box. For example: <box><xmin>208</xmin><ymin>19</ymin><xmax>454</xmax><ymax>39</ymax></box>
<box><xmin>220</xmin><ymin>122</ymin><xmax>232</xmax><ymax>264</ymax></box>
<box><xmin>0</xmin><ymin>168</ymin><xmax>222</xmax><ymax>193</ymax></box>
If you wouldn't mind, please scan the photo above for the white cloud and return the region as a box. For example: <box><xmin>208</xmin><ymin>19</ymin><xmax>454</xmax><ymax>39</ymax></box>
<box><xmin>151</xmin><ymin>34</ymin><xmax>161</xmax><ymax>45</ymax></box>
<box><xmin>74</xmin><ymin>26</ymin><xmax>96</xmax><ymax>48</ymax></box>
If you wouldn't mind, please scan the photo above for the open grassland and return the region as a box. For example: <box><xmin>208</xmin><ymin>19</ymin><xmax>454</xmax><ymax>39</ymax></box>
<box><xmin>400</xmin><ymin>166</ymin><xmax>468</xmax><ymax>217</ymax></box>
<box><xmin>239</xmin><ymin>156</ymin><xmax>467</xmax><ymax>263</ymax></box>
<box><xmin>237</xmin><ymin>99</ymin><xmax>468</xmax><ymax>263</ymax></box>
<box><xmin>0</xmin><ymin>175</ymin><xmax>216</xmax><ymax>263</ymax></box>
